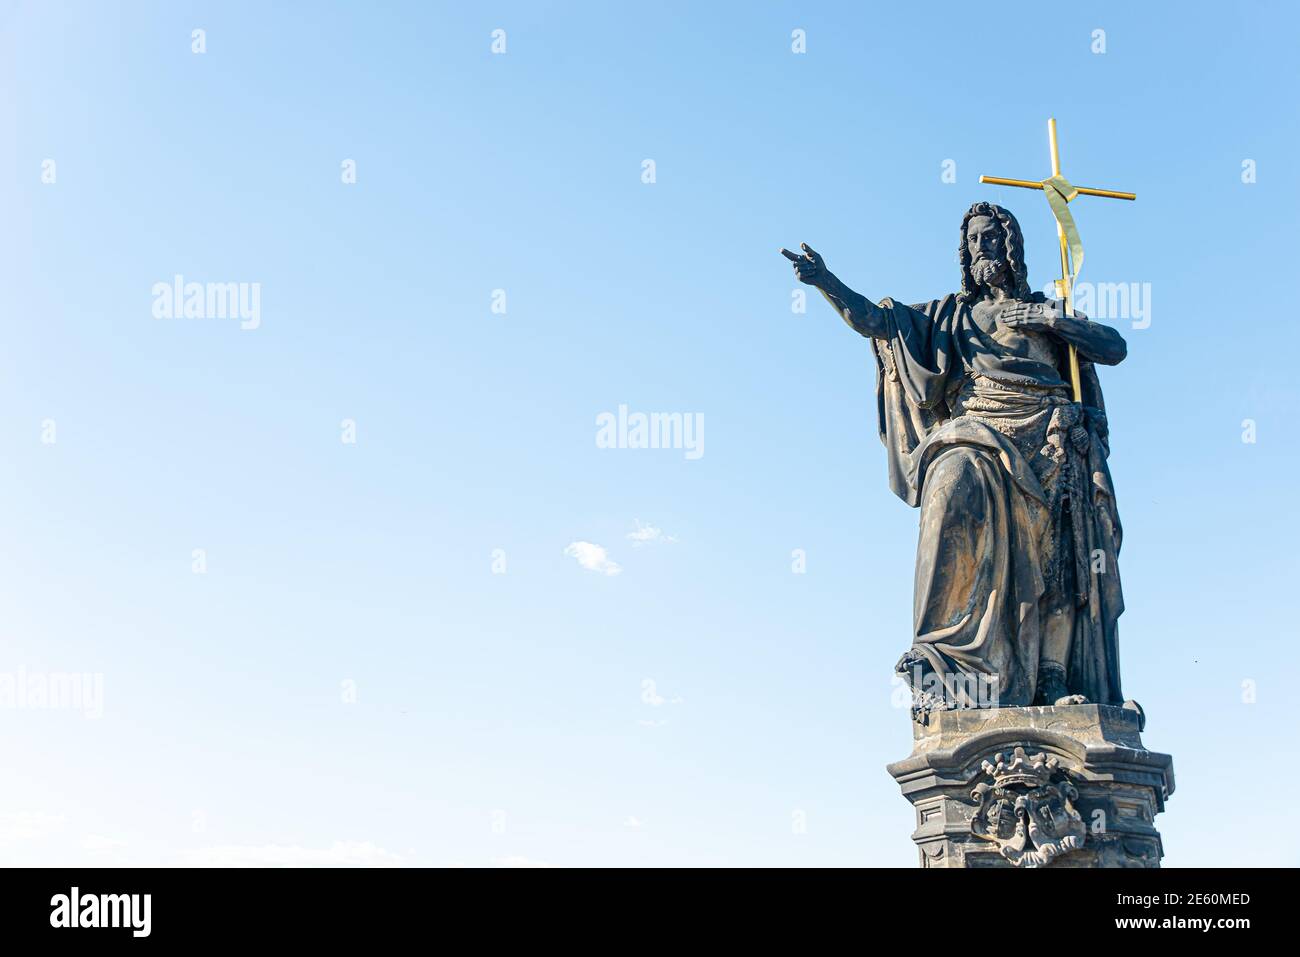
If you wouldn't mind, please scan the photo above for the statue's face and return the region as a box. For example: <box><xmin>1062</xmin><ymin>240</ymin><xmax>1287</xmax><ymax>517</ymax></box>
<box><xmin>966</xmin><ymin>214</ymin><xmax>1010</xmax><ymax>289</ymax></box>
<box><xmin>966</xmin><ymin>215</ymin><xmax>1005</xmax><ymax>264</ymax></box>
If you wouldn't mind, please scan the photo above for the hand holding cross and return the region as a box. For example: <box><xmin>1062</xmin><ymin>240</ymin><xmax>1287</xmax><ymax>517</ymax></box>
<box><xmin>980</xmin><ymin>118</ymin><xmax>1135</xmax><ymax>402</ymax></box>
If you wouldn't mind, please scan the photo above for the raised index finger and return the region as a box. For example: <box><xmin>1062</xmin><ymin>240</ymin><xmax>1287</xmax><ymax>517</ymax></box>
<box><xmin>779</xmin><ymin>247</ymin><xmax>803</xmax><ymax>262</ymax></box>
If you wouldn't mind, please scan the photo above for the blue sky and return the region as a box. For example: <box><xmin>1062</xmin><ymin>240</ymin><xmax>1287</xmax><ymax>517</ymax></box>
<box><xmin>1</xmin><ymin>0</ymin><xmax>1296</xmax><ymax>866</ymax></box>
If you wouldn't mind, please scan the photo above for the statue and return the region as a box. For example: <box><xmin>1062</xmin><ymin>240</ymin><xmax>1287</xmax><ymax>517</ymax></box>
<box><xmin>780</xmin><ymin>200</ymin><xmax>1128</xmax><ymax>714</ymax></box>
<box><xmin>794</xmin><ymin>121</ymin><xmax>1175</xmax><ymax>868</ymax></box>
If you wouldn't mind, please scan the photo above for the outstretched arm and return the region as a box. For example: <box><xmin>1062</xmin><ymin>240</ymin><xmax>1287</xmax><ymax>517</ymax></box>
<box><xmin>1000</xmin><ymin>300</ymin><xmax>1128</xmax><ymax>365</ymax></box>
<box><xmin>779</xmin><ymin>244</ymin><xmax>892</xmax><ymax>339</ymax></box>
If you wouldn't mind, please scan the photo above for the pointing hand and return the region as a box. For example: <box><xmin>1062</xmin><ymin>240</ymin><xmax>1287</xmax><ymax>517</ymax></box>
<box><xmin>780</xmin><ymin>243</ymin><xmax>829</xmax><ymax>288</ymax></box>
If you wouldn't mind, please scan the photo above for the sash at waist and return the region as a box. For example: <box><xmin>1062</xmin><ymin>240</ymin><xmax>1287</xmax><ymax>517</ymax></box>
<box><xmin>951</xmin><ymin>374</ymin><xmax>1071</xmax><ymax>421</ymax></box>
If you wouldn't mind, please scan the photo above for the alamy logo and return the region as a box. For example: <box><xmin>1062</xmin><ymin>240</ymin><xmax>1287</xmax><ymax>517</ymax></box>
<box><xmin>50</xmin><ymin>887</ymin><xmax>151</xmax><ymax>937</ymax></box>
<box><xmin>152</xmin><ymin>274</ymin><xmax>261</xmax><ymax>330</ymax></box>
<box><xmin>0</xmin><ymin>668</ymin><xmax>103</xmax><ymax>719</ymax></box>
<box><xmin>1041</xmin><ymin>280</ymin><xmax>1151</xmax><ymax>329</ymax></box>
<box><xmin>595</xmin><ymin>404</ymin><xmax>704</xmax><ymax>460</ymax></box>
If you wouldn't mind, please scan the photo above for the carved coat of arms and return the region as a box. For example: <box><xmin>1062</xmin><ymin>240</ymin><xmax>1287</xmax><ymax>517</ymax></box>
<box><xmin>969</xmin><ymin>747</ymin><xmax>1086</xmax><ymax>867</ymax></box>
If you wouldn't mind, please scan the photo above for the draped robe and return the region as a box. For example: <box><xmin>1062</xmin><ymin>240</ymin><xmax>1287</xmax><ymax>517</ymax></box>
<box><xmin>869</xmin><ymin>292</ymin><xmax>1124</xmax><ymax>711</ymax></box>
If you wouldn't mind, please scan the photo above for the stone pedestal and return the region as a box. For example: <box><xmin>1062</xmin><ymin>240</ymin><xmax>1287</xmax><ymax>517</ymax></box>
<box><xmin>887</xmin><ymin>704</ymin><xmax>1174</xmax><ymax>868</ymax></box>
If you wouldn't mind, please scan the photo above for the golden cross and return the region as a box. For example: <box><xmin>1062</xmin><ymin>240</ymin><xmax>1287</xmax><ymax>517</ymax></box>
<box><xmin>979</xmin><ymin>118</ymin><xmax>1135</xmax><ymax>402</ymax></box>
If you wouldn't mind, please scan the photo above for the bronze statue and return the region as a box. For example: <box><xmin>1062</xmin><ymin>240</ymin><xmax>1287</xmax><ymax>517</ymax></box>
<box><xmin>781</xmin><ymin>201</ymin><xmax>1129</xmax><ymax>714</ymax></box>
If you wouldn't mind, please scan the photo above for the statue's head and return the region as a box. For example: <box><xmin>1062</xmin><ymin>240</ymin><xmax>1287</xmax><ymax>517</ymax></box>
<box><xmin>958</xmin><ymin>201</ymin><xmax>1031</xmax><ymax>302</ymax></box>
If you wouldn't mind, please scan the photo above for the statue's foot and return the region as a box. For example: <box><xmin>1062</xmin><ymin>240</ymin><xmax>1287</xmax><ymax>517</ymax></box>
<box><xmin>1035</xmin><ymin>666</ymin><xmax>1080</xmax><ymax>707</ymax></box>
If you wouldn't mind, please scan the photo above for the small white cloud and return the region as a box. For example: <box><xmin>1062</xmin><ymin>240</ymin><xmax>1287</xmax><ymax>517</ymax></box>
<box><xmin>623</xmin><ymin>816</ymin><xmax>644</xmax><ymax>830</ymax></box>
<box><xmin>182</xmin><ymin>840</ymin><xmax>403</xmax><ymax>868</ymax></box>
<box><xmin>564</xmin><ymin>541</ymin><xmax>622</xmax><ymax>576</ymax></box>
<box><xmin>627</xmin><ymin>520</ymin><xmax>677</xmax><ymax>547</ymax></box>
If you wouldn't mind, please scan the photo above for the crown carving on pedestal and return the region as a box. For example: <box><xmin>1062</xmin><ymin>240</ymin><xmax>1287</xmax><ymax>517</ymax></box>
<box><xmin>980</xmin><ymin>747</ymin><xmax>1059</xmax><ymax>790</ymax></box>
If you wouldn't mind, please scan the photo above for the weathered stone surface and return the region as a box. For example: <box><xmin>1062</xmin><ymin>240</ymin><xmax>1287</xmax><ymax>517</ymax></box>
<box><xmin>782</xmin><ymin>205</ymin><xmax>1129</xmax><ymax>714</ymax></box>
<box><xmin>887</xmin><ymin>704</ymin><xmax>1173</xmax><ymax>868</ymax></box>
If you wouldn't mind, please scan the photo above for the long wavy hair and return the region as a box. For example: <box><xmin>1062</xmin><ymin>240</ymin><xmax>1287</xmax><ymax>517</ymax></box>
<box><xmin>957</xmin><ymin>201</ymin><xmax>1032</xmax><ymax>302</ymax></box>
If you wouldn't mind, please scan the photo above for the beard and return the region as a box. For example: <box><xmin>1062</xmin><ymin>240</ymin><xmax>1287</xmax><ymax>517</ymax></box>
<box><xmin>971</xmin><ymin>257</ymin><xmax>1009</xmax><ymax>289</ymax></box>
